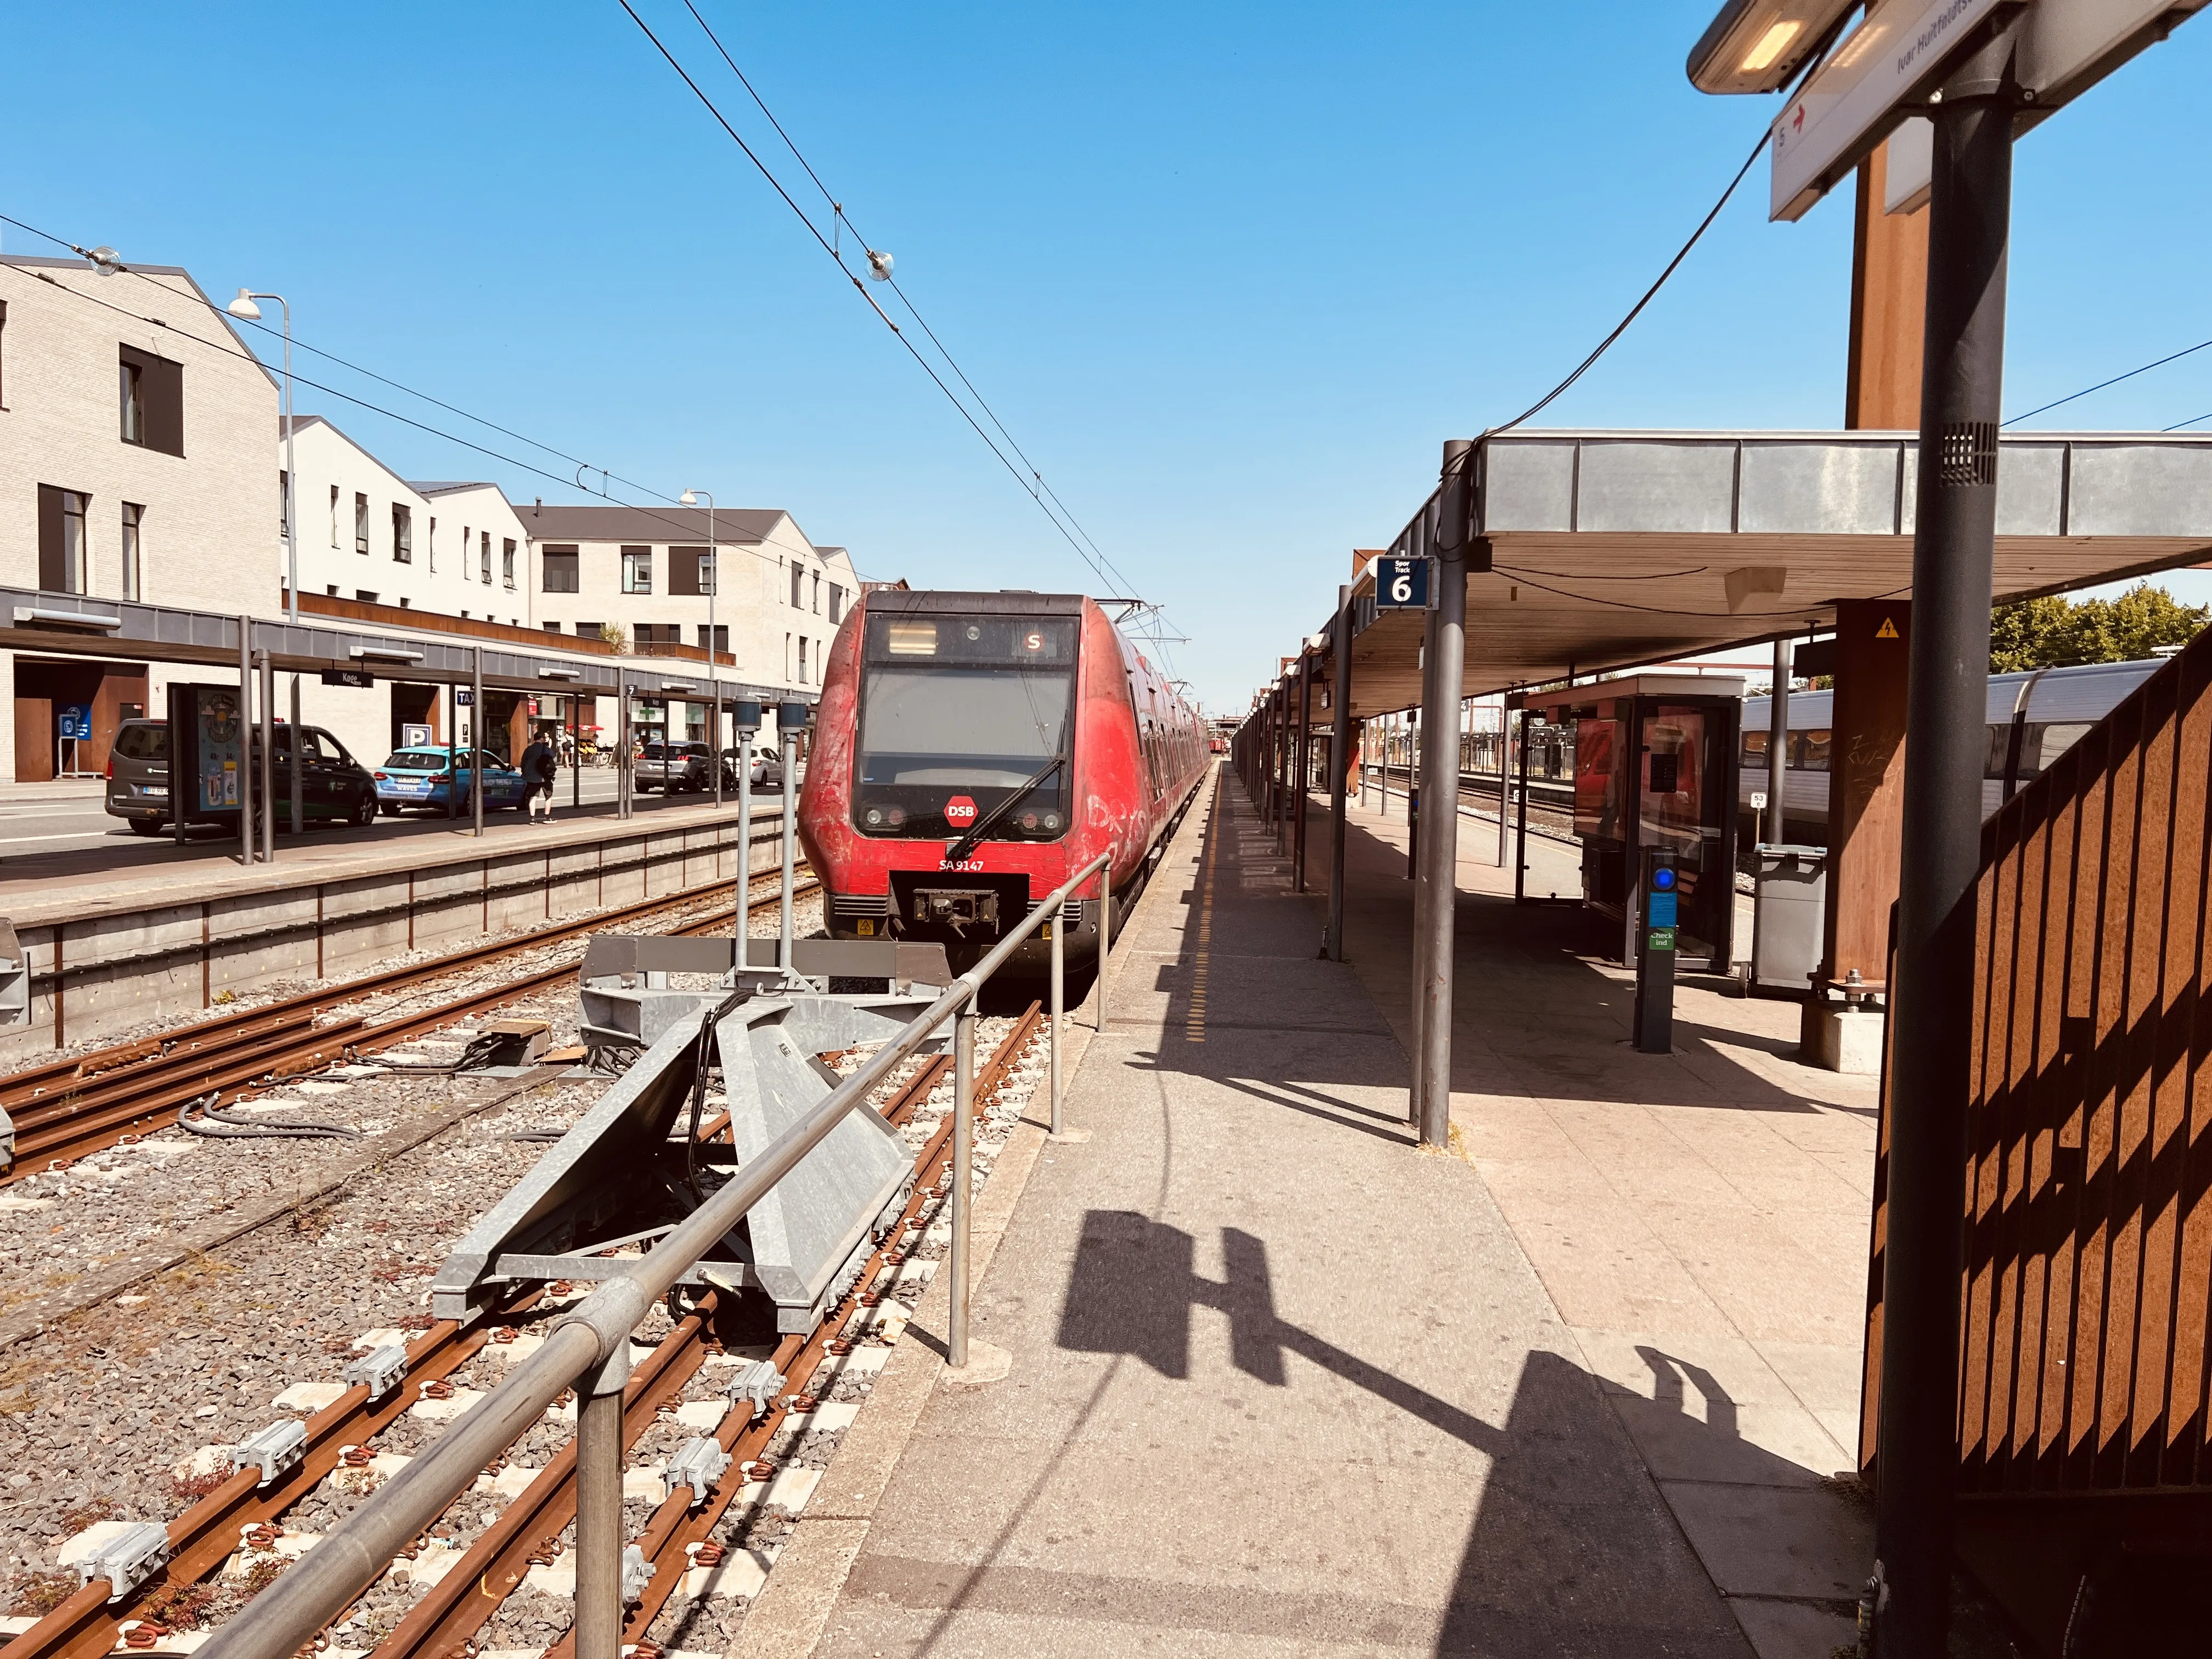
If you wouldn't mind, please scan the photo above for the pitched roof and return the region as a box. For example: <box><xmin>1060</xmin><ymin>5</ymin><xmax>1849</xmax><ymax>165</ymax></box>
<box><xmin>516</xmin><ymin>503</ymin><xmax>786</xmax><ymax>545</ymax></box>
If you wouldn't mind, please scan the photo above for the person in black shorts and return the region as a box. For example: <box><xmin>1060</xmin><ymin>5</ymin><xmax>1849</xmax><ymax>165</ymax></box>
<box><xmin>521</xmin><ymin>733</ymin><xmax>558</xmax><ymax>822</ymax></box>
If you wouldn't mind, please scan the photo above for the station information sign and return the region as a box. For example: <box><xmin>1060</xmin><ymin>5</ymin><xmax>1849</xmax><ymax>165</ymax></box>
<box><xmin>1771</xmin><ymin>0</ymin><xmax>2209</xmax><ymax>222</ymax></box>
<box><xmin>1373</xmin><ymin>556</ymin><xmax>1433</xmax><ymax>610</ymax></box>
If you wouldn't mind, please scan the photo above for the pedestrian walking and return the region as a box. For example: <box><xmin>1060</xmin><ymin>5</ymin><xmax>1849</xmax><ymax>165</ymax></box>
<box><xmin>521</xmin><ymin>732</ymin><xmax>558</xmax><ymax>822</ymax></box>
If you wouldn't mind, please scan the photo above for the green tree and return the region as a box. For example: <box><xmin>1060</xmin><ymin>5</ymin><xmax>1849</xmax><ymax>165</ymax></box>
<box><xmin>1989</xmin><ymin>582</ymin><xmax>2207</xmax><ymax>673</ymax></box>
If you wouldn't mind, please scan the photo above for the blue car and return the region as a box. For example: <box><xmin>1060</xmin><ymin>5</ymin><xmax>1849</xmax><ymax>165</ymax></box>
<box><xmin>374</xmin><ymin>746</ymin><xmax>530</xmax><ymax>815</ymax></box>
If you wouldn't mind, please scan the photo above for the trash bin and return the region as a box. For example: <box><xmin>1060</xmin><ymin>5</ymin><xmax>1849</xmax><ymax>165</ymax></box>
<box><xmin>1751</xmin><ymin>844</ymin><xmax>1826</xmax><ymax>996</ymax></box>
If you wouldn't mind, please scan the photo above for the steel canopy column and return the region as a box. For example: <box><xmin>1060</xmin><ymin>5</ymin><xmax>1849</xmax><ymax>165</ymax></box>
<box><xmin>236</xmin><ymin>616</ymin><xmax>254</xmax><ymax>866</ymax></box>
<box><xmin>258</xmin><ymin>650</ymin><xmax>275</xmax><ymax>863</ymax></box>
<box><xmin>1767</xmin><ymin>638</ymin><xmax>1791</xmax><ymax>845</ymax></box>
<box><xmin>1292</xmin><ymin>648</ymin><xmax>1311</xmax><ymax>890</ymax></box>
<box><xmin>471</xmin><ymin>648</ymin><xmax>484</xmax><ymax>838</ymax></box>
<box><xmin>1325</xmin><ymin>584</ymin><xmax>1352</xmax><ymax>961</ymax></box>
<box><xmin>1412</xmin><ymin>439</ymin><xmax>1470</xmax><ymax>1148</ymax></box>
<box><xmin>1873</xmin><ymin>20</ymin><xmax>2019</xmax><ymax>1656</ymax></box>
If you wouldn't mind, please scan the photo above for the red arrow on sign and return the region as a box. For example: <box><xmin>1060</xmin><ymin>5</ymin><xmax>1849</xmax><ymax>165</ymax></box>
<box><xmin>945</xmin><ymin>795</ymin><xmax>978</xmax><ymax>825</ymax></box>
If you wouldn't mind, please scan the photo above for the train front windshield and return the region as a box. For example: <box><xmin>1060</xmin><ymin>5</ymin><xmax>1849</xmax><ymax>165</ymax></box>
<box><xmin>853</xmin><ymin>613</ymin><xmax>1078</xmax><ymax>841</ymax></box>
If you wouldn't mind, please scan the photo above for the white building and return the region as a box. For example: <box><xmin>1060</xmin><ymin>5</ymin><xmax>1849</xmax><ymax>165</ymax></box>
<box><xmin>518</xmin><ymin>503</ymin><xmax>856</xmax><ymax>743</ymax></box>
<box><xmin>278</xmin><ymin>416</ymin><xmax>533</xmax><ymax>626</ymax></box>
<box><xmin>0</xmin><ymin>253</ymin><xmax>278</xmax><ymax>780</ymax></box>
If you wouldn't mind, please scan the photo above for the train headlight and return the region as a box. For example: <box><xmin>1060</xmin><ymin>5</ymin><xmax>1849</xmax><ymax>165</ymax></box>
<box><xmin>1019</xmin><ymin>811</ymin><xmax>1038</xmax><ymax>831</ymax></box>
<box><xmin>963</xmin><ymin>624</ymin><xmax>981</xmax><ymax>642</ymax></box>
<box><xmin>864</xmin><ymin>807</ymin><xmax>884</xmax><ymax>827</ymax></box>
<box><xmin>886</xmin><ymin>807</ymin><xmax>906</xmax><ymax>827</ymax></box>
<box><xmin>1042</xmin><ymin>811</ymin><xmax>1062</xmax><ymax>831</ymax></box>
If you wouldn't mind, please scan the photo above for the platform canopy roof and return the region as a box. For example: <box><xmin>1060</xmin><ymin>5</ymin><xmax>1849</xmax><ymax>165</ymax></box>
<box><xmin>1315</xmin><ymin>428</ymin><xmax>2212</xmax><ymax>718</ymax></box>
<box><xmin>0</xmin><ymin>586</ymin><xmax>804</xmax><ymax>705</ymax></box>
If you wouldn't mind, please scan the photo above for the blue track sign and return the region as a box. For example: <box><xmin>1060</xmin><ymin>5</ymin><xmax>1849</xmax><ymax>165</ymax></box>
<box><xmin>1374</xmin><ymin>556</ymin><xmax>1432</xmax><ymax>610</ymax></box>
<box><xmin>57</xmin><ymin>704</ymin><xmax>91</xmax><ymax>741</ymax></box>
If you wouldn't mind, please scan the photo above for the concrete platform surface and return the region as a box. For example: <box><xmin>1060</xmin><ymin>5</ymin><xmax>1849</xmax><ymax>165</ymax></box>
<box><xmin>1318</xmin><ymin>786</ymin><xmax>1880</xmax><ymax>1658</ymax></box>
<box><xmin>800</xmin><ymin>772</ymin><xmax>1754</xmax><ymax>1657</ymax></box>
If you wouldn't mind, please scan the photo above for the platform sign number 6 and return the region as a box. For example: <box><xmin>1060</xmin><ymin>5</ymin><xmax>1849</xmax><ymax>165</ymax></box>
<box><xmin>1375</xmin><ymin>556</ymin><xmax>1432</xmax><ymax>610</ymax></box>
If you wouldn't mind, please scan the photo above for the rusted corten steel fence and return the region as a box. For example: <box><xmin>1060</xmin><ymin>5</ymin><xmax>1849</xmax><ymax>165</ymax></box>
<box><xmin>1859</xmin><ymin>626</ymin><xmax>2212</xmax><ymax>1498</ymax></box>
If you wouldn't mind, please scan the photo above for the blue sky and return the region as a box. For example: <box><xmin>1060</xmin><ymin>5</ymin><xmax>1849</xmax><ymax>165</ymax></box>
<box><xmin>8</xmin><ymin>2</ymin><xmax>2210</xmax><ymax>709</ymax></box>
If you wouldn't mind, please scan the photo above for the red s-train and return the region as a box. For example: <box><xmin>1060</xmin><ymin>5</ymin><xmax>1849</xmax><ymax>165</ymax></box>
<box><xmin>797</xmin><ymin>589</ymin><xmax>1208</xmax><ymax>973</ymax></box>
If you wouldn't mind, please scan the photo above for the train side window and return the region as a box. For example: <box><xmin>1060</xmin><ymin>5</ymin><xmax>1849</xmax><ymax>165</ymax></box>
<box><xmin>1791</xmin><ymin>729</ymin><xmax>1831</xmax><ymax>772</ymax></box>
<box><xmin>1984</xmin><ymin>724</ymin><xmax>2013</xmax><ymax>780</ymax></box>
<box><xmin>1742</xmin><ymin>729</ymin><xmax>1768</xmax><ymax>767</ymax></box>
<box><xmin>2026</xmin><ymin>725</ymin><xmax>2079</xmax><ymax>778</ymax></box>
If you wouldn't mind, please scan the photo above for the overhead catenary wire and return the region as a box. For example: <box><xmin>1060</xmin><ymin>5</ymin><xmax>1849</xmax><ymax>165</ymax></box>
<box><xmin>2002</xmin><ymin>334</ymin><xmax>2212</xmax><ymax>427</ymax></box>
<box><xmin>617</xmin><ymin>2</ymin><xmax>1172</xmax><ymax>657</ymax></box>
<box><xmin>672</xmin><ymin>2</ymin><xmax>1149</xmax><ymax>620</ymax></box>
<box><xmin>0</xmin><ymin>237</ymin><xmax>861</xmax><ymax>589</ymax></box>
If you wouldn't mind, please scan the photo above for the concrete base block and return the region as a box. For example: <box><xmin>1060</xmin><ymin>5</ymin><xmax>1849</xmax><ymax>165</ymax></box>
<box><xmin>1809</xmin><ymin>1006</ymin><xmax>1886</xmax><ymax>1074</ymax></box>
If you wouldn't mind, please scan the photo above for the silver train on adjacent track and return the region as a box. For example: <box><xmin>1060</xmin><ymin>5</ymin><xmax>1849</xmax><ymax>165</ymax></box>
<box><xmin>1374</xmin><ymin>654</ymin><xmax>2172</xmax><ymax>847</ymax></box>
<box><xmin>1739</xmin><ymin>655</ymin><xmax>2169</xmax><ymax>838</ymax></box>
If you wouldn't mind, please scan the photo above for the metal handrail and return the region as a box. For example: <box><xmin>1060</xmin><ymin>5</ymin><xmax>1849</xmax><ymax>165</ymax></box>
<box><xmin>194</xmin><ymin>850</ymin><xmax>1116</xmax><ymax>1659</ymax></box>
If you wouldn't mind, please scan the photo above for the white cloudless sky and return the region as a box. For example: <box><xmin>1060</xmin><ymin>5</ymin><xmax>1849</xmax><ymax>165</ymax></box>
<box><xmin>7</xmin><ymin>2</ymin><xmax>2209</xmax><ymax>708</ymax></box>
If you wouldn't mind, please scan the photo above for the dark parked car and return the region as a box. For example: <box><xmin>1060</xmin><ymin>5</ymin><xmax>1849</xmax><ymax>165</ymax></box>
<box><xmin>104</xmin><ymin>719</ymin><xmax>380</xmax><ymax>835</ymax></box>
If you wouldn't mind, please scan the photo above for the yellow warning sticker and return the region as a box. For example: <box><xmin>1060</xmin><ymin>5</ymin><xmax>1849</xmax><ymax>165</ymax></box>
<box><xmin>857</xmin><ymin>918</ymin><xmax>874</xmax><ymax>935</ymax></box>
<box><xmin>1876</xmin><ymin>617</ymin><xmax>1900</xmax><ymax>639</ymax></box>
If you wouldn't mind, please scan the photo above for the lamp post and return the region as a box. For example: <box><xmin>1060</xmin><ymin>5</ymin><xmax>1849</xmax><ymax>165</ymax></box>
<box><xmin>679</xmin><ymin>489</ymin><xmax>721</xmax><ymax>809</ymax></box>
<box><xmin>227</xmin><ymin>289</ymin><xmax>302</xmax><ymax>837</ymax></box>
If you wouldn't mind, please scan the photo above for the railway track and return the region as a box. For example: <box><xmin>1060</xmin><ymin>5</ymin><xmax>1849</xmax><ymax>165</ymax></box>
<box><xmin>0</xmin><ymin>872</ymin><xmax>820</xmax><ymax>1183</ymax></box>
<box><xmin>0</xmin><ymin>1006</ymin><xmax>1046</xmax><ymax>1659</ymax></box>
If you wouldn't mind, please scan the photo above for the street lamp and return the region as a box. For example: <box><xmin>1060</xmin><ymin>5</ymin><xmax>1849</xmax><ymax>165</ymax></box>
<box><xmin>1684</xmin><ymin>0</ymin><xmax>1855</xmax><ymax>93</ymax></box>
<box><xmin>679</xmin><ymin>488</ymin><xmax>722</xmax><ymax>809</ymax></box>
<box><xmin>227</xmin><ymin>290</ymin><xmax>296</xmax><ymax>624</ymax></box>
<box><xmin>227</xmin><ymin>287</ymin><xmax>303</xmax><ymax>838</ymax></box>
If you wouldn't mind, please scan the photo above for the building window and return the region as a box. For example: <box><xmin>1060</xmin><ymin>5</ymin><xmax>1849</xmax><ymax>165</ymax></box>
<box><xmin>543</xmin><ymin>546</ymin><xmax>580</xmax><ymax>592</ymax></box>
<box><xmin>357</xmin><ymin>590</ymin><xmax>379</xmax><ymax>604</ymax></box>
<box><xmin>828</xmin><ymin>583</ymin><xmax>845</xmax><ymax>623</ymax></box>
<box><xmin>697</xmin><ymin>624</ymin><xmax>728</xmax><ymax>657</ymax></box>
<box><xmin>428</xmin><ymin>516</ymin><xmax>437</xmax><ymax>572</ymax></box>
<box><xmin>479</xmin><ymin>531</ymin><xmax>490</xmax><ymax>584</ymax></box>
<box><xmin>119</xmin><ymin>359</ymin><xmax>143</xmax><ymax>443</ymax></box>
<box><xmin>37</xmin><ymin>485</ymin><xmax>90</xmax><ymax>593</ymax></box>
<box><xmin>791</xmin><ymin>563</ymin><xmax>804</xmax><ymax>607</ymax></box>
<box><xmin>461</xmin><ymin>525</ymin><xmax>472</xmax><ymax>576</ymax></box>
<box><xmin>121</xmin><ymin>503</ymin><xmax>143</xmax><ymax>600</ymax></box>
<box><xmin>279</xmin><ymin>470</ymin><xmax>289</xmax><ymax>540</ymax></box>
<box><xmin>576</xmin><ymin>622</ymin><xmax>602</xmax><ymax>641</ymax></box>
<box><xmin>798</xmin><ymin>636</ymin><xmax>808</xmax><ymax>683</ymax></box>
<box><xmin>503</xmin><ymin>538</ymin><xmax>516</xmax><ymax>588</ymax></box>
<box><xmin>330</xmin><ymin>486</ymin><xmax>340</xmax><ymax>548</ymax></box>
<box><xmin>0</xmin><ymin>299</ymin><xmax>8</xmax><ymax>407</ymax></box>
<box><xmin>326</xmin><ymin>584</ymin><xmax>339</xmax><ymax>597</ymax></box>
<box><xmin>544</xmin><ymin>622</ymin><xmax>562</xmax><ymax>634</ymax></box>
<box><xmin>393</xmin><ymin>503</ymin><xmax>413</xmax><ymax>563</ymax></box>
<box><xmin>670</xmin><ymin>547</ymin><xmax>714</xmax><ymax>595</ymax></box>
<box><xmin>812</xmin><ymin>573</ymin><xmax>821</xmax><ymax>614</ymax></box>
<box><xmin>117</xmin><ymin>346</ymin><xmax>184</xmax><ymax>455</ymax></box>
<box><xmin>622</xmin><ymin>546</ymin><xmax>653</xmax><ymax>594</ymax></box>
<box><xmin>354</xmin><ymin>493</ymin><xmax>369</xmax><ymax>554</ymax></box>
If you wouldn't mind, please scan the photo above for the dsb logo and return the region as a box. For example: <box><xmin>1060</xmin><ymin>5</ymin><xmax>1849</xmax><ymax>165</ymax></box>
<box><xmin>944</xmin><ymin>795</ymin><xmax>978</xmax><ymax>826</ymax></box>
